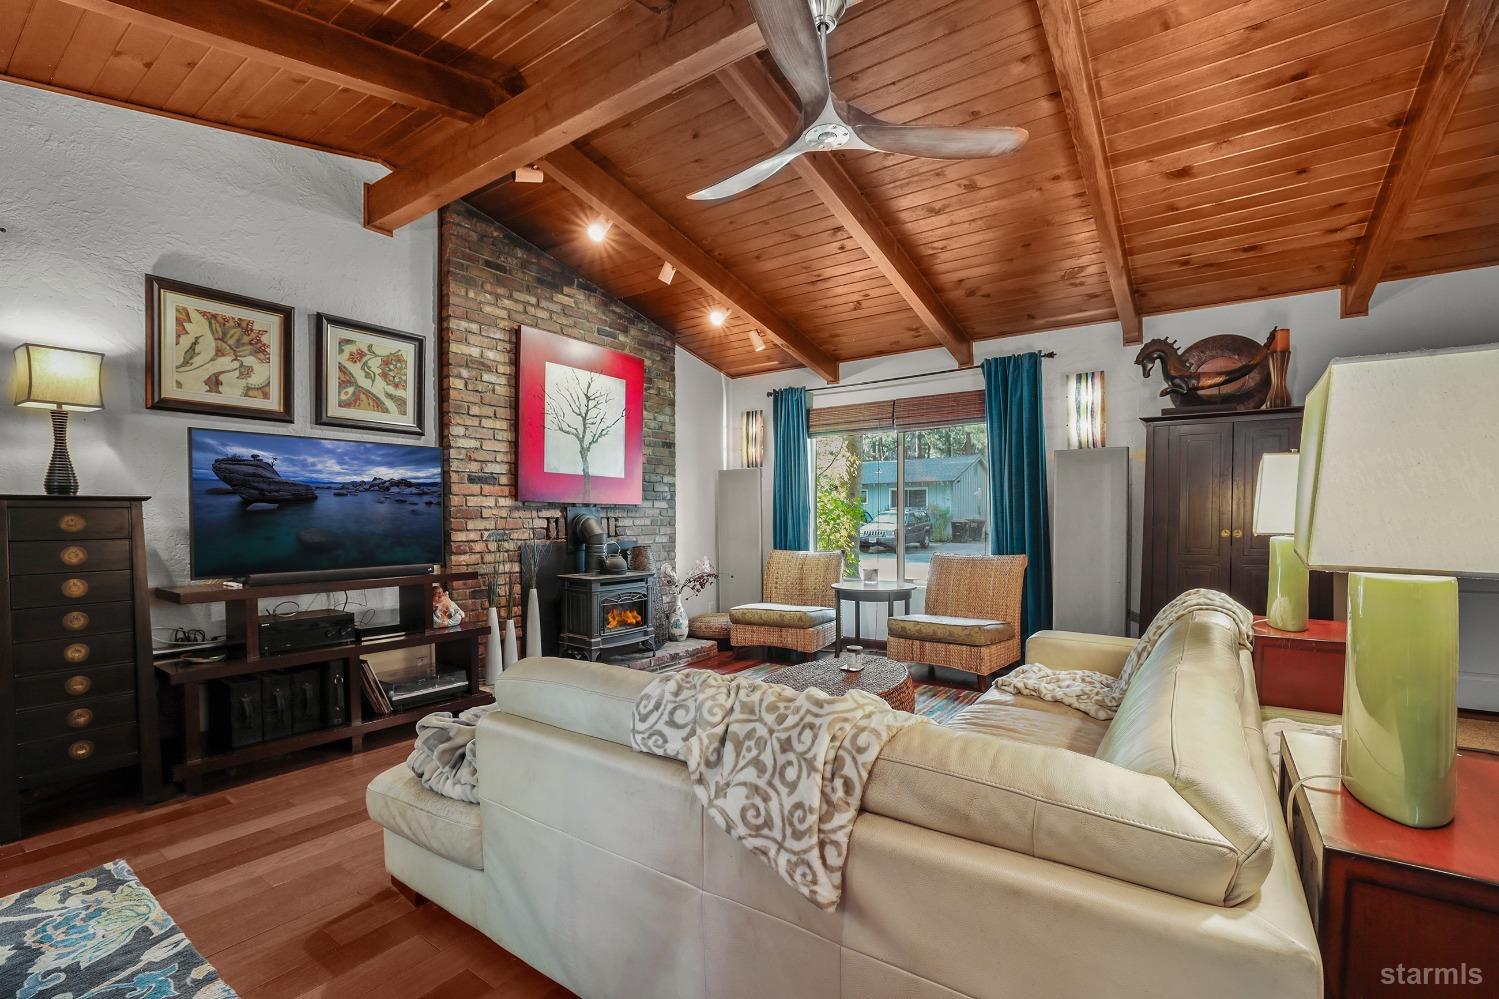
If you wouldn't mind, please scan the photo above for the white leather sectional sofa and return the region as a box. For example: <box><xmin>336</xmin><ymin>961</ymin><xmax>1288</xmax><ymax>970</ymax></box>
<box><xmin>367</xmin><ymin>610</ymin><xmax>1322</xmax><ymax>999</ymax></box>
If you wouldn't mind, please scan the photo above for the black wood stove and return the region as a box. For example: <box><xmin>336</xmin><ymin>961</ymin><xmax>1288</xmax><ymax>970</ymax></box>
<box><xmin>557</xmin><ymin>570</ymin><xmax>657</xmax><ymax>662</ymax></box>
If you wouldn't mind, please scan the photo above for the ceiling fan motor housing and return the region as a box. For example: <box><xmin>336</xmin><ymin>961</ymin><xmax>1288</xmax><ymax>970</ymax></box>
<box><xmin>811</xmin><ymin>0</ymin><xmax>848</xmax><ymax>33</ymax></box>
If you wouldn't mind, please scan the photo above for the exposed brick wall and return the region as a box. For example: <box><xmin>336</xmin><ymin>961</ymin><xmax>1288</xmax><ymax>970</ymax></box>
<box><xmin>440</xmin><ymin>201</ymin><xmax>676</xmax><ymax>630</ymax></box>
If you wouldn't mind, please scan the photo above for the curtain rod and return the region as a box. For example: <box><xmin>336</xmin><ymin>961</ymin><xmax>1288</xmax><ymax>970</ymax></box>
<box><xmin>766</xmin><ymin>351</ymin><xmax>1057</xmax><ymax>397</ymax></box>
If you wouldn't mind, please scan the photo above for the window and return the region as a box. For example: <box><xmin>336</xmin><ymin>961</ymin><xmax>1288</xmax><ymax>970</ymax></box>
<box><xmin>813</xmin><ymin>419</ymin><xmax>989</xmax><ymax>585</ymax></box>
<box><xmin>888</xmin><ymin>488</ymin><xmax>927</xmax><ymax>508</ymax></box>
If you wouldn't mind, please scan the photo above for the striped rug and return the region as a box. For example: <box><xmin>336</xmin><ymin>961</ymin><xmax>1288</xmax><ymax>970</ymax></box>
<box><xmin>677</xmin><ymin>662</ymin><xmax>982</xmax><ymax>725</ymax></box>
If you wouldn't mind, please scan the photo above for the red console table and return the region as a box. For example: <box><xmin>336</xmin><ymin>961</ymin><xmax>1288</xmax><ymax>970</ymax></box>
<box><xmin>1253</xmin><ymin>617</ymin><xmax>1345</xmax><ymax>714</ymax></box>
<box><xmin>1280</xmin><ymin>732</ymin><xmax>1499</xmax><ymax>997</ymax></box>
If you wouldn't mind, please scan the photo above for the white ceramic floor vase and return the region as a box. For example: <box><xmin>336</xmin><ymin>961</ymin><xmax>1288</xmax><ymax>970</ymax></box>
<box><xmin>503</xmin><ymin>618</ymin><xmax>519</xmax><ymax>670</ymax></box>
<box><xmin>525</xmin><ymin>588</ymin><xmax>542</xmax><ymax>659</ymax></box>
<box><xmin>485</xmin><ymin>607</ymin><xmax>503</xmax><ymax>686</ymax></box>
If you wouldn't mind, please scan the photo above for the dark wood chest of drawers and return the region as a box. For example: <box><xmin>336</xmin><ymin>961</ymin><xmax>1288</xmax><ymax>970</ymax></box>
<box><xmin>1</xmin><ymin>496</ymin><xmax>162</xmax><ymax>842</ymax></box>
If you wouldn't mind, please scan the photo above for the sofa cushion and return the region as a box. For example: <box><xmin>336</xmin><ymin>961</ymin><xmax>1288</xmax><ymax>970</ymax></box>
<box><xmin>729</xmin><ymin>603</ymin><xmax>836</xmax><ymax>628</ymax></box>
<box><xmin>944</xmin><ymin>688</ymin><xmax>1108</xmax><ymax>755</ymax></box>
<box><xmin>1095</xmin><ymin>609</ymin><xmax>1274</xmax><ymax>905</ymax></box>
<box><xmin>366</xmin><ymin>764</ymin><xmax>483</xmax><ymax>870</ymax></box>
<box><xmin>887</xmin><ymin>614</ymin><xmax>1014</xmax><ymax>647</ymax></box>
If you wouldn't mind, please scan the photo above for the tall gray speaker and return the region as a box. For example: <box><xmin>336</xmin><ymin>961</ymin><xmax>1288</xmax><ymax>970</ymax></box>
<box><xmin>1052</xmin><ymin>447</ymin><xmax>1129</xmax><ymax>636</ymax></box>
<box><xmin>716</xmin><ymin>468</ymin><xmax>763</xmax><ymax>610</ymax></box>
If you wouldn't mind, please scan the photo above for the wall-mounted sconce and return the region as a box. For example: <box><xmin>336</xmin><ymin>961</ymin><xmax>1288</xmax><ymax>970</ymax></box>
<box><xmin>1065</xmin><ymin>370</ymin><xmax>1105</xmax><ymax>449</ymax></box>
<box><xmin>741</xmin><ymin>409</ymin><xmax>765</xmax><ymax>468</ymax></box>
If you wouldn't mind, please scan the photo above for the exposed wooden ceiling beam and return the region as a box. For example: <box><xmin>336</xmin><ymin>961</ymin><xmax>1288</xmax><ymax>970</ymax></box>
<box><xmin>365</xmin><ymin>0</ymin><xmax>768</xmax><ymax>234</ymax></box>
<box><xmin>1035</xmin><ymin>0</ymin><xmax>1143</xmax><ymax>346</ymax></box>
<box><xmin>540</xmin><ymin>144</ymin><xmax>840</xmax><ymax>383</ymax></box>
<box><xmin>717</xmin><ymin>58</ymin><xmax>974</xmax><ymax>367</ymax></box>
<box><xmin>1341</xmin><ymin>0</ymin><xmax>1499</xmax><ymax>317</ymax></box>
<box><xmin>59</xmin><ymin>0</ymin><xmax>506</xmax><ymax>123</ymax></box>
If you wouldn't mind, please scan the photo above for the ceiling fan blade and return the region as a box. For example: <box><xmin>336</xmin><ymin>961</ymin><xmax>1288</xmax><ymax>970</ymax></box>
<box><xmin>748</xmin><ymin>0</ymin><xmax>831</xmax><ymax>113</ymax></box>
<box><xmin>688</xmin><ymin>143</ymin><xmax>807</xmax><ymax>201</ymax></box>
<box><xmin>847</xmin><ymin>105</ymin><xmax>1028</xmax><ymax>159</ymax></box>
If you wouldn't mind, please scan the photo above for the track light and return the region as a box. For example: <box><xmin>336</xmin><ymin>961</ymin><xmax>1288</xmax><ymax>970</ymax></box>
<box><xmin>586</xmin><ymin>219</ymin><xmax>612</xmax><ymax>243</ymax></box>
<box><xmin>708</xmin><ymin>306</ymin><xmax>729</xmax><ymax>327</ymax></box>
<box><xmin>658</xmin><ymin>262</ymin><xmax>676</xmax><ymax>284</ymax></box>
<box><xmin>748</xmin><ymin>329</ymin><xmax>766</xmax><ymax>352</ymax></box>
<box><xmin>514</xmin><ymin>165</ymin><xmax>544</xmax><ymax>183</ymax></box>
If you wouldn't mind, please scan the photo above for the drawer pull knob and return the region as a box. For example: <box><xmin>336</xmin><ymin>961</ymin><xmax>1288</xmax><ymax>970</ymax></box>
<box><xmin>61</xmin><ymin>577</ymin><xmax>90</xmax><ymax>599</ymax></box>
<box><xmin>68</xmin><ymin>740</ymin><xmax>95</xmax><ymax>761</ymax></box>
<box><xmin>65</xmin><ymin>675</ymin><xmax>92</xmax><ymax>696</ymax></box>
<box><xmin>64</xmin><ymin>643</ymin><xmax>90</xmax><ymax>664</ymax></box>
<box><xmin>67</xmin><ymin>708</ymin><xmax>94</xmax><ymax>728</ymax></box>
<box><xmin>63</xmin><ymin>611</ymin><xmax>90</xmax><ymax>632</ymax></box>
<box><xmin>59</xmin><ymin>514</ymin><xmax>87</xmax><ymax>533</ymax></box>
<box><xmin>60</xmin><ymin>545</ymin><xmax>88</xmax><ymax>567</ymax></box>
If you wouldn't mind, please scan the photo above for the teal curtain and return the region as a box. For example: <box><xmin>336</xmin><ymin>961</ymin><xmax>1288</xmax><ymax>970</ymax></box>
<box><xmin>771</xmin><ymin>387</ymin><xmax>812</xmax><ymax>551</ymax></box>
<box><xmin>983</xmin><ymin>353</ymin><xmax>1052</xmax><ymax>639</ymax></box>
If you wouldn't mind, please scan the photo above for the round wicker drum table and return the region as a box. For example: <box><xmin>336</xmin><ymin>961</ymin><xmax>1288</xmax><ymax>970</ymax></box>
<box><xmin>764</xmin><ymin>654</ymin><xmax>916</xmax><ymax>712</ymax></box>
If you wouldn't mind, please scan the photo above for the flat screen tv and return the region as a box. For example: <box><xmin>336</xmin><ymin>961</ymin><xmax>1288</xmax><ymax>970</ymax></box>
<box><xmin>189</xmin><ymin>428</ymin><xmax>445</xmax><ymax>582</ymax></box>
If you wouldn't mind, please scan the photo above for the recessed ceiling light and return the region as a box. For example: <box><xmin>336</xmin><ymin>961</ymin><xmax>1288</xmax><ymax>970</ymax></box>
<box><xmin>586</xmin><ymin>219</ymin><xmax>612</xmax><ymax>243</ymax></box>
<box><xmin>708</xmin><ymin>306</ymin><xmax>729</xmax><ymax>327</ymax></box>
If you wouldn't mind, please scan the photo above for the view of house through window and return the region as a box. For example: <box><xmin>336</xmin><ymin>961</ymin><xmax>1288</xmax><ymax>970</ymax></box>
<box><xmin>813</xmin><ymin>420</ymin><xmax>989</xmax><ymax>585</ymax></box>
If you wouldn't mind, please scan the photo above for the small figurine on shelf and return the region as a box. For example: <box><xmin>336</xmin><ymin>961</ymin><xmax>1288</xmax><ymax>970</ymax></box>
<box><xmin>432</xmin><ymin>583</ymin><xmax>466</xmax><ymax>629</ymax></box>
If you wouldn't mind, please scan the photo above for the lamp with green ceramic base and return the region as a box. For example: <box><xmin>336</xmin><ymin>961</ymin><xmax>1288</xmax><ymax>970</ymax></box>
<box><xmin>1253</xmin><ymin>451</ymin><xmax>1307</xmax><ymax>633</ymax></box>
<box><xmin>1294</xmin><ymin>344</ymin><xmax>1499</xmax><ymax>829</ymax></box>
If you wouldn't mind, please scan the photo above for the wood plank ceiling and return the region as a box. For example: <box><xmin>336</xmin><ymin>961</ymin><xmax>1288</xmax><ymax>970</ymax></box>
<box><xmin>2</xmin><ymin>0</ymin><xmax>1496</xmax><ymax>380</ymax></box>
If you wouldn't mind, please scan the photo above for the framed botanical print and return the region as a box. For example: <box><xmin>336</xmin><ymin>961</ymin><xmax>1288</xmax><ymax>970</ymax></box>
<box><xmin>517</xmin><ymin>325</ymin><xmax>644</xmax><ymax>505</ymax></box>
<box><xmin>314</xmin><ymin>314</ymin><xmax>426</xmax><ymax>436</ymax></box>
<box><xmin>145</xmin><ymin>275</ymin><xmax>294</xmax><ymax>422</ymax></box>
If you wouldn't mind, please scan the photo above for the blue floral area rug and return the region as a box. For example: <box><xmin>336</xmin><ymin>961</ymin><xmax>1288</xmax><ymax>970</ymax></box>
<box><xmin>0</xmin><ymin>859</ymin><xmax>235</xmax><ymax>999</ymax></box>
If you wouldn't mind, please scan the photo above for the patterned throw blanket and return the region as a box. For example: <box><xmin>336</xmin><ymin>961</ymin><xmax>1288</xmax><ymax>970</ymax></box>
<box><xmin>408</xmin><ymin>704</ymin><xmax>499</xmax><ymax>802</ymax></box>
<box><xmin>996</xmin><ymin>588</ymin><xmax>1255</xmax><ymax>720</ymax></box>
<box><xmin>631</xmin><ymin>669</ymin><xmax>925</xmax><ymax>910</ymax></box>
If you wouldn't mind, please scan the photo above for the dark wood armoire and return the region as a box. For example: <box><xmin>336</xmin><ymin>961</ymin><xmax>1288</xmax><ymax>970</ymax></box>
<box><xmin>1140</xmin><ymin>408</ymin><xmax>1332</xmax><ymax>625</ymax></box>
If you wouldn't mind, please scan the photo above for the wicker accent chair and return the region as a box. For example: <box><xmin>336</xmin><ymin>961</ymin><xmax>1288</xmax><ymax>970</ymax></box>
<box><xmin>888</xmin><ymin>553</ymin><xmax>1027</xmax><ymax>689</ymax></box>
<box><xmin>728</xmin><ymin>550</ymin><xmax>843</xmax><ymax>657</ymax></box>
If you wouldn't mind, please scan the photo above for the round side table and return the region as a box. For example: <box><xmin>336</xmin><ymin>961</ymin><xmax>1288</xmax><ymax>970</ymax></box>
<box><xmin>832</xmin><ymin>580</ymin><xmax>917</xmax><ymax>654</ymax></box>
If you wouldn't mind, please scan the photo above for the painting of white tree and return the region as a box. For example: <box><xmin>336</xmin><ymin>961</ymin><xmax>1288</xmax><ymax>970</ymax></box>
<box><xmin>543</xmin><ymin>361</ymin><xmax>627</xmax><ymax>498</ymax></box>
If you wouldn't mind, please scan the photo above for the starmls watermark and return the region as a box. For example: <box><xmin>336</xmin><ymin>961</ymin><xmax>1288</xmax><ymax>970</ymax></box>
<box><xmin>1380</xmin><ymin>964</ymin><xmax>1485</xmax><ymax>987</ymax></box>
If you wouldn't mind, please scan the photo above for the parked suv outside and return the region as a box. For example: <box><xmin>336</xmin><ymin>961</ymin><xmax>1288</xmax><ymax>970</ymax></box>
<box><xmin>859</xmin><ymin>508</ymin><xmax>932</xmax><ymax>551</ymax></box>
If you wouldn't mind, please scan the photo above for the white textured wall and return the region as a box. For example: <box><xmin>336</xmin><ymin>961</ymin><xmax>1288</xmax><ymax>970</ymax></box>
<box><xmin>713</xmin><ymin>268</ymin><xmax>1499</xmax><ymax>705</ymax></box>
<box><xmin>673</xmin><ymin>347</ymin><xmax>727</xmax><ymax>615</ymax></box>
<box><xmin>0</xmin><ymin>83</ymin><xmax>438</xmax><ymax>636</ymax></box>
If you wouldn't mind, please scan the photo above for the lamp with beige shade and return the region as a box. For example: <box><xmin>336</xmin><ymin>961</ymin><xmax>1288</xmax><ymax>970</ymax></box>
<box><xmin>11</xmin><ymin>343</ymin><xmax>104</xmax><ymax>496</ymax></box>
<box><xmin>1294</xmin><ymin>343</ymin><xmax>1499</xmax><ymax>827</ymax></box>
<box><xmin>1252</xmin><ymin>450</ymin><xmax>1306</xmax><ymax>632</ymax></box>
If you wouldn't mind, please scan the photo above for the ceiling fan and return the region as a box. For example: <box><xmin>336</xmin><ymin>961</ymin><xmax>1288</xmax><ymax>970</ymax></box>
<box><xmin>688</xmin><ymin>0</ymin><xmax>1029</xmax><ymax>201</ymax></box>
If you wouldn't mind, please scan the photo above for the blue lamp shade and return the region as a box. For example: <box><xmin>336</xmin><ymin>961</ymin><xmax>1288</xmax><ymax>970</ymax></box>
<box><xmin>12</xmin><ymin>343</ymin><xmax>105</xmax><ymax>411</ymax></box>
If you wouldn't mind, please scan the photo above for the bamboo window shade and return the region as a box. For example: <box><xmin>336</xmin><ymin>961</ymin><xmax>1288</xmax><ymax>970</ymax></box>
<box><xmin>808</xmin><ymin>391</ymin><xmax>985</xmax><ymax>435</ymax></box>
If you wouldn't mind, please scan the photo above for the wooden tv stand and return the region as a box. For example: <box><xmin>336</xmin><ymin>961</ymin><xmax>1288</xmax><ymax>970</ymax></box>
<box><xmin>153</xmin><ymin>571</ymin><xmax>490</xmax><ymax>793</ymax></box>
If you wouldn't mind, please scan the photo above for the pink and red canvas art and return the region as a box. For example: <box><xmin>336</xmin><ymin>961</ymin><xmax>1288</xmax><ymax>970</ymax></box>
<box><xmin>517</xmin><ymin>325</ymin><xmax>645</xmax><ymax>505</ymax></box>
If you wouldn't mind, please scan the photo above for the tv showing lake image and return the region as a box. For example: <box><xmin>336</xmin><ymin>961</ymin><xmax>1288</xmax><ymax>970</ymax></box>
<box><xmin>189</xmin><ymin>428</ymin><xmax>444</xmax><ymax>579</ymax></box>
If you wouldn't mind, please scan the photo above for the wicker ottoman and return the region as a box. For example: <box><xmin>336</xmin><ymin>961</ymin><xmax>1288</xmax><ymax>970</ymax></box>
<box><xmin>688</xmin><ymin>612</ymin><xmax>732</xmax><ymax>641</ymax></box>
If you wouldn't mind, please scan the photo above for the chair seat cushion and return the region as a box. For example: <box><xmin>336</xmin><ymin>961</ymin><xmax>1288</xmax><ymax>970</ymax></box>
<box><xmin>945</xmin><ymin>688</ymin><xmax>1109</xmax><ymax>755</ymax></box>
<box><xmin>729</xmin><ymin>603</ymin><xmax>836</xmax><ymax>628</ymax></box>
<box><xmin>888</xmin><ymin>614</ymin><xmax>1015</xmax><ymax>647</ymax></box>
<box><xmin>366</xmin><ymin>764</ymin><xmax>483</xmax><ymax>870</ymax></box>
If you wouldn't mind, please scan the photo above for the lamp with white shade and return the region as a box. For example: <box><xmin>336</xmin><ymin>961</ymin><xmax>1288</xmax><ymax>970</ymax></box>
<box><xmin>12</xmin><ymin>343</ymin><xmax>105</xmax><ymax>496</ymax></box>
<box><xmin>1252</xmin><ymin>450</ymin><xmax>1306</xmax><ymax>632</ymax></box>
<box><xmin>1294</xmin><ymin>343</ymin><xmax>1499</xmax><ymax>828</ymax></box>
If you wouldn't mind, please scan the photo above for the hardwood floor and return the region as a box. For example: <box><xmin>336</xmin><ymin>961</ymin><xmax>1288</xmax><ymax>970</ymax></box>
<box><xmin>0</xmin><ymin>735</ymin><xmax>571</xmax><ymax>999</ymax></box>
